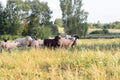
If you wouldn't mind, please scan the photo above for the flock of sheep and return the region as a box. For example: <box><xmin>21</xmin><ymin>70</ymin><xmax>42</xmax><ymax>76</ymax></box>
<box><xmin>0</xmin><ymin>35</ymin><xmax>79</xmax><ymax>53</ymax></box>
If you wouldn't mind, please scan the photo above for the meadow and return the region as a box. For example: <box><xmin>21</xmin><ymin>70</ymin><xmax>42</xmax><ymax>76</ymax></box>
<box><xmin>0</xmin><ymin>38</ymin><xmax>120</xmax><ymax>80</ymax></box>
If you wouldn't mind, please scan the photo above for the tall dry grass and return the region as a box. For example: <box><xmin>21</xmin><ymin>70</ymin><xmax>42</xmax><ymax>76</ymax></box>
<box><xmin>0</xmin><ymin>39</ymin><xmax>120</xmax><ymax>80</ymax></box>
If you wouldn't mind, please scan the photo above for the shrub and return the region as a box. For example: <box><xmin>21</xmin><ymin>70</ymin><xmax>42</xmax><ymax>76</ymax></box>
<box><xmin>90</xmin><ymin>29</ymin><xmax>109</xmax><ymax>34</ymax></box>
<box><xmin>37</xmin><ymin>27</ymin><xmax>52</xmax><ymax>39</ymax></box>
<box><xmin>0</xmin><ymin>35</ymin><xmax>21</xmax><ymax>40</ymax></box>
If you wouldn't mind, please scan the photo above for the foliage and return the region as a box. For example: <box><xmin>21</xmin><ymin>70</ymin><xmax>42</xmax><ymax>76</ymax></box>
<box><xmin>87</xmin><ymin>23</ymin><xmax>95</xmax><ymax>29</ymax></box>
<box><xmin>5</xmin><ymin>0</ymin><xmax>23</xmax><ymax>35</ymax></box>
<box><xmin>54</xmin><ymin>18</ymin><xmax>63</xmax><ymax>27</ymax></box>
<box><xmin>0</xmin><ymin>4</ymin><xmax>11</xmax><ymax>35</ymax></box>
<box><xmin>60</xmin><ymin>0</ymin><xmax>88</xmax><ymax>37</ymax></box>
<box><xmin>0</xmin><ymin>0</ymin><xmax>53</xmax><ymax>36</ymax></box>
<box><xmin>108</xmin><ymin>21</ymin><xmax>120</xmax><ymax>29</ymax></box>
<box><xmin>25</xmin><ymin>0</ymin><xmax>53</xmax><ymax>36</ymax></box>
<box><xmin>54</xmin><ymin>18</ymin><xmax>63</xmax><ymax>35</ymax></box>
<box><xmin>36</xmin><ymin>26</ymin><xmax>52</xmax><ymax>39</ymax></box>
<box><xmin>51</xmin><ymin>24</ymin><xmax>59</xmax><ymax>35</ymax></box>
<box><xmin>89</xmin><ymin>29</ymin><xmax>109</xmax><ymax>34</ymax></box>
<box><xmin>88</xmin><ymin>21</ymin><xmax>120</xmax><ymax>29</ymax></box>
<box><xmin>0</xmin><ymin>35</ymin><xmax>22</xmax><ymax>40</ymax></box>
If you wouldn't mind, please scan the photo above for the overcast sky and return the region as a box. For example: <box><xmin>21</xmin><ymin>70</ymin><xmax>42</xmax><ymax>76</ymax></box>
<box><xmin>0</xmin><ymin>0</ymin><xmax>120</xmax><ymax>23</ymax></box>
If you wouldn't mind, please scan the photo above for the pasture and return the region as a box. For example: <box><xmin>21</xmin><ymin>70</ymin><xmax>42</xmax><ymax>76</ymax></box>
<box><xmin>0</xmin><ymin>38</ymin><xmax>120</xmax><ymax>80</ymax></box>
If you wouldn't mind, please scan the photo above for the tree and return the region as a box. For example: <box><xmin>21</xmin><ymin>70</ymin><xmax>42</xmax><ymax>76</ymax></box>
<box><xmin>54</xmin><ymin>18</ymin><xmax>63</xmax><ymax>35</ymax></box>
<box><xmin>37</xmin><ymin>26</ymin><xmax>52</xmax><ymax>39</ymax></box>
<box><xmin>96</xmin><ymin>20</ymin><xmax>102</xmax><ymax>28</ymax></box>
<box><xmin>102</xmin><ymin>21</ymin><xmax>120</xmax><ymax>29</ymax></box>
<box><xmin>54</xmin><ymin>18</ymin><xmax>63</xmax><ymax>27</ymax></box>
<box><xmin>60</xmin><ymin>0</ymin><xmax>88</xmax><ymax>37</ymax></box>
<box><xmin>0</xmin><ymin>4</ymin><xmax>5</xmax><ymax>34</ymax></box>
<box><xmin>27</xmin><ymin>0</ymin><xmax>53</xmax><ymax>36</ymax></box>
<box><xmin>0</xmin><ymin>0</ymin><xmax>53</xmax><ymax>37</ymax></box>
<box><xmin>5</xmin><ymin>0</ymin><xmax>23</xmax><ymax>35</ymax></box>
<box><xmin>87</xmin><ymin>23</ymin><xmax>95</xmax><ymax>29</ymax></box>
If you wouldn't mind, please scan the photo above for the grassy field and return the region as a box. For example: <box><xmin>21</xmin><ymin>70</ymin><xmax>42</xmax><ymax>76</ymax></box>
<box><xmin>0</xmin><ymin>39</ymin><xmax>120</xmax><ymax>80</ymax></box>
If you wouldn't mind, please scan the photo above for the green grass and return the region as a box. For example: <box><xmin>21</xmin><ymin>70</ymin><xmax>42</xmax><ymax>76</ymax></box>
<box><xmin>0</xmin><ymin>39</ymin><xmax>120</xmax><ymax>80</ymax></box>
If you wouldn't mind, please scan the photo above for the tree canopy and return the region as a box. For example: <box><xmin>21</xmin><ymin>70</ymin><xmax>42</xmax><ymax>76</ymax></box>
<box><xmin>60</xmin><ymin>0</ymin><xmax>88</xmax><ymax>37</ymax></box>
<box><xmin>0</xmin><ymin>0</ymin><xmax>54</xmax><ymax>38</ymax></box>
<box><xmin>0</xmin><ymin>0</ymin><xmax>89</xmax><ymax>38</ymax></box>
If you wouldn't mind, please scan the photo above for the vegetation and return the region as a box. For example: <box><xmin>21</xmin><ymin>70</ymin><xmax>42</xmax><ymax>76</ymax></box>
<box><xmin>89</xmin><ymin>29</ymin><xmax>109</xmax><ymax>34</ymax></box>
<box><xmin>0</xmin><ymin>0</ymin><xmax>89</xmax><ymax>38</ymax></box>
<box><xmin>86</xmin><ymin>29</ymin><xmax>120</xmax><ymax>39</ymax></box>
<box><xmin>0</xmin><ymin>39</ymin><xmax>120</xmax><ymax>80</ymax></box>
<box><xmin>0</xmin><ymin>0</ymin><xmax>55</xmax><ymax>38</ymax></box>
<box><xmin>60</xmin><ymin>0</ymin><xmax>88</xmax><ymax>37</ymax></box>
<box><xmin>0</xmin><ymin>0</ymin><xmax>120</xmax><ymax>79</ymax></box>
<box><xmin>88</xmin><ymin>21</ymin><xmax>120</xmax><ymax>29</ymax></box>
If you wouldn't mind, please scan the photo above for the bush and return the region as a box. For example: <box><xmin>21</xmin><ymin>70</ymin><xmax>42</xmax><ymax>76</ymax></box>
<box><xmin>0</xmin><ymin>35</ymin><xmax>21</xmax><ymax>40</ymax></box>
<box><xmin>90</xmin><ymin>29</ymin><xmax>109</xmax><ymax>34</ymax></box>
<box><xmin>37</xmin><ymin>27</ymin><xmax>52</xmax><ymax>39</ymax></box>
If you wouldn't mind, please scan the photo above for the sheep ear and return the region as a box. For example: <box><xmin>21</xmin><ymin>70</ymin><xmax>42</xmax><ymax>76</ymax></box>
<box><xmin>3</xmin><ymin>38</ymin><xmax>7</xmax><ymax>42</ymax></box>
<box><xmin>74</xmin><ymin>34</ymin><xmax>79</xmax><ymax>39</ymax></box>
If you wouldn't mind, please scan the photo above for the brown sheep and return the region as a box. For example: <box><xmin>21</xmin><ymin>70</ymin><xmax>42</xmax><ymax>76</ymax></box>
<box><xmin>31</xmin><ymin>39</ymin><xmax>43</xmax><ymax>49</ymax></box>
<box><xmin>0</xmin><ymin>41</ymin><xmax>20</xmax><ymax>52</ymax></box>
<box><xmin>59</xmin><ymin>35</ymin><xmax>79</xmax><ymax>48</ymax></box>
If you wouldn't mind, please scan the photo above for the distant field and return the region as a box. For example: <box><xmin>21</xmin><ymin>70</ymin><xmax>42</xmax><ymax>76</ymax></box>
<box><xmin>0</xmin><ymin>39</ymin><xmax>120</xmax><ymax>80</ymax></box>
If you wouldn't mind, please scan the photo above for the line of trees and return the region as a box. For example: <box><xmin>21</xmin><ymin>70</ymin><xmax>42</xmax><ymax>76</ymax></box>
<box><xmin>0</xmin><ymin>0</ymin><xmax>88</xmax><ymax>39</ymax></box>
<box><xmin>88</xmin><ymin>21</ymin><xmax>120</xmax><ymax>29</ymax></box>
<box><xmin>0</xmin><ymin>0</ymin><xmax>54</xmax><ymax>39</ymax></box>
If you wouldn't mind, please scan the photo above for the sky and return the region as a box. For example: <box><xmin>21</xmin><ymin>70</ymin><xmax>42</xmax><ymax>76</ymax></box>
<box><xmin>0</xmin><ymin>0</ymin><xmax>120</xmax><ymax>23</ymax></box>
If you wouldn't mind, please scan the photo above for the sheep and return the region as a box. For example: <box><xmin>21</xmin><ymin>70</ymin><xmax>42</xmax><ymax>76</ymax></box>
<box><xmin>25</xmin><ymin>36</ymin><xmax>33</xmax><ymax>46</ymax></box>
<box><xmin>3</xmin><ymin>38</ymin><xmax>9</xmax><ymax>42</ymax></box>
<box><xmin>31</xmin><ymin>39</ymin><xmax>39</xmax><ymax>49</ymax></box>
<box><xmin>1</xmin><ymin>41</ymin><xmax>20</xmax><ymax>52</ymax></box>
<box><xmin>31</xmin><ymin>38</ymin><xmax>43</xmax><ymax>49</ymax></box>
<box><xmin>59</xmin><ymin>35</ymin><xmax>79</xmax><ymax>48</ymax></box>
<box><xmin>43</xmin><ymin>36</ymin><xmax>61</xmax><ymax>48</ymax></box>
<box><xmin>0</xmin><ymin>42</ymin><xmax>3</xmax><ymax>53</ymax></box>
<box><xmin>0</xmin><ymin>42</ymin><xmax>6</xmax><ymax>50</ymax></box>
<box><xmin>38</xmin><ymin>39</ymin><xmax>44</xmax><ymax>47</ymax></box>
<box><xmin>14</xmin><ymin>36</ymin><xmax>33</xmax><ymax>47</ymax></box>
<box><xmin>65</xmin><ymin>34</ymin><xmax>72</xmax><ymax>40</ymax></box>
<box><xmin>71</xmin><ymin>35</ymin><xmax>79</xmax><ymax>47</ymax></box>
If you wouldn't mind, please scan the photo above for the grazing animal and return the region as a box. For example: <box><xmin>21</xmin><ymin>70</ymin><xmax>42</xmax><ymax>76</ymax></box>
<box><xmin>38</xmin><ymin>39</ymin><xmax>44</xmax><ymax>47</ymax></box>
<box><xmin>59</xmin><ymin>35</ymin><xmax>79</xmax><ymax>48</ymax></box>
<box><xmin>65</xmin><ymin>35</ymin><xmax>72</xmax><ymax>40</ymax></box>
<box><xmin>71</xmin><ymin>35</ymin><xmax>79</xmax><ymax>47</ymax></box>
<box><xmin>31</xmin><ymin>38</ymin><xmax>43</xmax><ymax>49</ymax></box>
<box><xmin>0</xmin><ymin>41</ymin><xmax>20</xmax><ymax>52</ymax></box>
<box><xmin>0</xmin><ymin>42</ymin><xmax>3</xmax><ymax>53</ymax></box>
<box><xmin>0</xmin><ymin>42</ymin><xmax>6</xmax><ymax>49</ymax></box>
<box><xmin>26</xmin><ymin>36</ymin><xmax>33</xmax><ymax>46</ymax></box>
<box><xmin>43</xmin><ymin>36</ymin><xmax>61</xmax><ymax>48</ymax></box>
<box><xmin>14</xmin><ymin>36</ymin><xmax>33</xmax><ymax>47</ymax></box>
<box><xmin>3</xmin><ymin>38</ymin><xmax>9</xmax><ymax>42</ymax></box>
<box><xmin>31</xmin><ymin>39</ymin><xmax>39</xmax><ymax>49</ymax></box>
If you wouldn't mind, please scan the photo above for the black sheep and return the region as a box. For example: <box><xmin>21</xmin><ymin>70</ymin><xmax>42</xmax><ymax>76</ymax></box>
<box><xmin>44</xmin><ymin>36</ymin><xmax>61</xmax><ymax>48</ymax></box>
